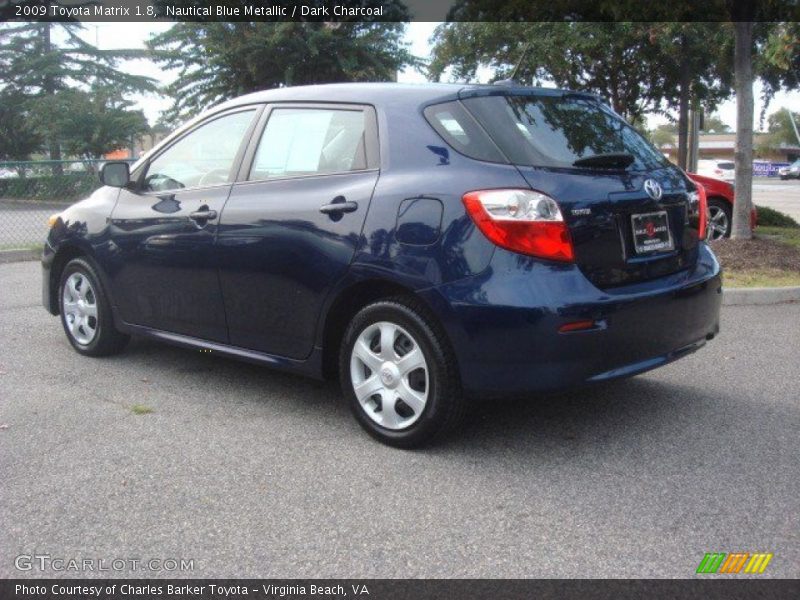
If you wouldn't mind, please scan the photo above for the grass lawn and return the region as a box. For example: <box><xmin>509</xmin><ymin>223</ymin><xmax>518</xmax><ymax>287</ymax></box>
<box><xmin>723</xmin><ymin>269</ymin><xmax>800</xmax><ymax>288</ymax></box>
<box><xmin>756</xmin><ymin>226</ymin><xmax>800</xmax><ymax>250</ymax></box>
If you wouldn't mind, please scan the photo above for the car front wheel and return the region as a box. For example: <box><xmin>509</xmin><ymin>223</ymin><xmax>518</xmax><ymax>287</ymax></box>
<box><xmin>340</xmin><ymin>298</ymin><xmax>464</xmax><ymax>448</ymax></box>
<box><xmin>59</xmin><ymin>258</ymin><xmax>129</xmax><ymax>356</ymax></box>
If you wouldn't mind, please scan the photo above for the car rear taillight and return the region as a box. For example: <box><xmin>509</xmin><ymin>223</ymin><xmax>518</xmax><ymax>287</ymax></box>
<box><xmin>688</xmin><ymin>185</ymin><xmax>708</xmax><ymax>240</ymax></box>
<box><xmin>697</xmin><ymin>185</ymin><xmax>708</xmax><ymax>240</ymax></box>
<box><xmin>714</xmin><ymin>169</ymin><xmax>724</xmax><ymax>176</ymax></box>
<box><xmin>462</xmin><ymin>189</ymin><xmax>574</xmax><ymax>262</ymax></box>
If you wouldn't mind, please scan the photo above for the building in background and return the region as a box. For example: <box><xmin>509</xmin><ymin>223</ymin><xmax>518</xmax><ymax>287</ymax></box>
<box><xmin>658</xmin><ymin>133</ymin><xmax>800</xmax><ymax>164</ymax></box>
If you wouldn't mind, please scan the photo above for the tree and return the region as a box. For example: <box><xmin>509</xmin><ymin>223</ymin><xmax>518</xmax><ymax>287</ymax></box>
<box><xmin>766</xmin><ymin>109</ymin><xmax>800</xmax><ymax>145</ymax></box>
<box><xmin>702</xmin><ymin>114</ymin><xmax>732</xmax><ymax>133</ymax></box>
<box><xmin>429</xmin><ymin>22</ymin><xmax>671</xmax><ymax>123</ymax></box>
<box><xmin>644</xmin><ymin>23</ymin><xmax>733</xmax><ymax>168</ymax></box>
<box><xmin>0</xmin><ymin>23</ymin><xmax>155</xmax><ymax>164</ymax></box>
<box><xmin>0</xmin><ymin>88</ymin><xmax>44</xmax><ymax>162</ymax></box>
<box><xmin>429</xmin><ymin>22</ymin><xmax>732</xmax><ymax>168</ymax></box>
<box><xmin>650</xmin><ymin>124</ymin><xmax>678</xmax><ymax>149</ymax></box>
<box><xmin>34</xmin><ymin>87</ymin><xmax>149</xmax><ymax>162</ymax></box>
<box><xmin>148</xmin><ymin>14</ymin><xmax>417</xmax><ymax>124</ymax></box>
<box><xmin>727</xmin><ymin>17</ymin><xmax>799</xmax><ymax>239</ymax></box>
<box><xmin>731</xmin><ymin>19</ymin><xmax>755</xmax><ymax>239</ymax></box>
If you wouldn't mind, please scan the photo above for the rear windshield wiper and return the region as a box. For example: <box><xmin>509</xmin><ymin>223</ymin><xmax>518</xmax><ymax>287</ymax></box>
<box><xmin>572</xmin><ymin>153</ymin><xmax>635</xmax><ymax>169</ymax></box>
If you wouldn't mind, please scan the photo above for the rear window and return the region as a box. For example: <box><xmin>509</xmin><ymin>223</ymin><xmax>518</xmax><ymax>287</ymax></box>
<box><xmin>716</xmin><ymin>162</ymin><xmax>735</xmax><ymax>170</ymax></box>
<box><xmin>461</xmin><ymin>94</ymin><xmax>670</xmax><ymax>171</ymax></box>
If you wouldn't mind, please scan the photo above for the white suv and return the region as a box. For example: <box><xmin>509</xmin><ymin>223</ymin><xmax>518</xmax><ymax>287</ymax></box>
<box><xmin>696</xmin><ymin>159</ymin><xmax>735</xmax><ymax>182</ymax></box>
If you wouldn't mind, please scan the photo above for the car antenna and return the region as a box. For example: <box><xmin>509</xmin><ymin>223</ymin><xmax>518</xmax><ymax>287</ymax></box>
<box><xmin>494</xmin><ymin>42</ymin><xmax>532</xmax><ymax>86</ymax></box>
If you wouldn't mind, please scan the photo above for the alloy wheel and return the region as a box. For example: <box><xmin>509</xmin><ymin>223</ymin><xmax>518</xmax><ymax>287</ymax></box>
<box><xmin>706</xmin><ymin>205</ymin><xmax>730</xmax><ymax>241</ymax></box>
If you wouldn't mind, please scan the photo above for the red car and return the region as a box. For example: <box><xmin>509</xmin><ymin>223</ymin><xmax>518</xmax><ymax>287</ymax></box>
<box><xmin>687</xmin><ymin>172</ymin><xmax>757</xmax><ymax>240</ymax></box>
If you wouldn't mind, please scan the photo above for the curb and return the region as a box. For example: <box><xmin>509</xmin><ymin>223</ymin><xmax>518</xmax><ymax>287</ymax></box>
<box><xmin>722</xmin><ymin>286</ymin><xmax>800</xmax><ymax>306</ymax></box>
<box><xmin>0</xmin><ymin>249</ymin><xmax>40</xmax><ymax>264</ymax></box>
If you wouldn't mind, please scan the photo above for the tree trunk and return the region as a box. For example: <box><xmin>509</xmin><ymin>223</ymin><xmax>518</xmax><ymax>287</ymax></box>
<box><xmin>676</xmin><ymin>36</ymin><xmax>690</xmax><ymax>170</ymax></box>
<box><xmin>42</xmin><ymin>24</ymin><xmax>63</xmax><ymax>175</ymax></box>
<box><xmin>731</xmin><ymin>21</ymin><xmax>754</xmax><ymax>240</ymax></box>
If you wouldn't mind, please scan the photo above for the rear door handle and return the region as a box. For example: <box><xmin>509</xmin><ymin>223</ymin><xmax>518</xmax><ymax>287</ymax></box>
<box><xmin>319</xmin><ymin>201</ymin><xmax>358</xmax><ymax>215</ymax></box>
<box><xmin>189</xmin><ymin>209</ymin><xmax>218</xmax><ymax>221</ymax></box>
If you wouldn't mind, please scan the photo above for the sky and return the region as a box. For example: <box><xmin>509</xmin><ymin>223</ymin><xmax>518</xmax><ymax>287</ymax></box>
<box><xmin>77</xmin><ymin>21</ymin><xmax>800</xmax><ymax>132</ymax></box>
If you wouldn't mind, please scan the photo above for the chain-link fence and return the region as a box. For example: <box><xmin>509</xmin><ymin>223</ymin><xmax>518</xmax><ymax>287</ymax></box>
<box><xmin>0</xmin><ymin>159</ymin><xmax>134</xmax><ymax>251</ymax></box>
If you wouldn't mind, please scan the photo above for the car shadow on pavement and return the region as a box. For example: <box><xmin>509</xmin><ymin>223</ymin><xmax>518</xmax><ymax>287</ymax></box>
<box><xmin>120</xmin><ymin>336</ymin><xmax>714</xmax><ymax>454</ymax></box>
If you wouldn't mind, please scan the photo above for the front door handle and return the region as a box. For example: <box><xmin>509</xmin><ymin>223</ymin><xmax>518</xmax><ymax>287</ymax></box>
<box><xmin>319</xmin><ymin>200</ymin><xmax>358</xmax><ymax>215</ymax></box>
<box><xmin>189</xmin><ymin>208</ymin><xmax>218</xmax><ymax>221</ymax></box>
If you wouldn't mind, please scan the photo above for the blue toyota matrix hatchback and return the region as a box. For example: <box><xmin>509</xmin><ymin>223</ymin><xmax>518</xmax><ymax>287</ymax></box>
<box><xmin>43</xmin><ymin>83</ymin><xmax>721</xmax><ymax>447</ymax></box>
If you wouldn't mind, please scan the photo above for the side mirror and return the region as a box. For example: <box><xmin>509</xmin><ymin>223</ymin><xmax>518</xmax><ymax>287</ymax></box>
<box><xmin>100</xmin><ymin>161</ymin><xmax>130</xmax><ymax>187</ymax></box>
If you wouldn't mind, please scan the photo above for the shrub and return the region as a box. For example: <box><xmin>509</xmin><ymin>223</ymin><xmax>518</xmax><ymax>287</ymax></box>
<box><xmin>0</xmin><ymin>173</ymin><xmax>99</xmax><ymax>202</ymax></box>
<box><xmin>755</xmin><ymin>205</ymin><xmax>800</xmax><ymax>228</ymax></box>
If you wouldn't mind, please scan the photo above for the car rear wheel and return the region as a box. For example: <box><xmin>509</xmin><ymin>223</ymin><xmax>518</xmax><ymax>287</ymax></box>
<box><xmin>59</xmin><ymin>258</ymin><xmax>129</xmax><ymax>356</ymax></box>
<box><xmin>706</xmin><ymin>198</ymin><xmax>732</xmax><ymax>241</ymax></box>
<box><xmin>340</xmin><ymin>298</ymin><xmax>464</xmax><ymax>448</ymax></box>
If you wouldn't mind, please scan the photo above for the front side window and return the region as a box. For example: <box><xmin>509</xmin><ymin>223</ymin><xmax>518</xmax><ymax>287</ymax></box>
<box><xmin>249</xmin><ymin>108</ymin><xmax>367</xmax><ymax>180</ymax></box>
<box><xmin>143</xmin><ymin>110</ymin><xmax>256</xmax><ymax>192</ymax></box>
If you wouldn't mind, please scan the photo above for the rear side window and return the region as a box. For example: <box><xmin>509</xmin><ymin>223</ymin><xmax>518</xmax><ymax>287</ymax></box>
<box><xmin>249</xmin><ymin>108</ymin><xmax>367</xmax><ymax>180</ymax></box>
<box><xmin>462</xmin><ymin>95</ymin><xmax>670</xmax><ymax>171</ymax></box>
<box><xmin>423</xmin><ymin>101</ymin><xmax>505</xmax><ymax>163</ymax></box>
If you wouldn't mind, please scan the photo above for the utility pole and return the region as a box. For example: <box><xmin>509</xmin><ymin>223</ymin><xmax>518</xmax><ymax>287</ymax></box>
<box><xmin>787</xmin><ymin>108</ymin><xmax>800</xmax><ymax>146</ymax></box>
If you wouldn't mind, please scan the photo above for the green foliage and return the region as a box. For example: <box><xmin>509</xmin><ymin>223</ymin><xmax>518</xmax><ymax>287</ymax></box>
<box><xmin>33</xmin><ymin>87</ymin><xmax>149</xmax><ymax>160</ymax></box>
<box><xmin>755</xmin><ymin>206</ymin><xmax>800</xmax><ymax>228</ymax></box>
<box><xmin>148</xmin><ymin>14</ymin><xmax>418</xmax><ymax>124</ymax></box>
<box><xmin>762</xmin><ymin>108</ymin><xmax>800</xmax><ymax>148</ymax></box>
<box><xmin>0</xmin><ymin>173</ymin><xmax>98</xmax><ymax>201</ymax></box>
<box><xmin>0</xmin><ymin>22</ymin><xmax>156</xmax><ymax>162</ymax></box>
<box><xmin>0</xmin><ymin>23</ymin><xmax>156</xmax><ymax>97</ymax></box>
<box><xmin>0</xmin><ymin>88</ymin><xmax>44</xmax><ymax>160</ymax></box>
<box><xmin>758</xmin><ymin>22</ymin><xmax>800</xmax><ymax>113</ymax></box>
<box><xmin>649</xmin><ymin>125</ymin><xmax>676</xmax><ymax>148</ymax></box>
<box><xmin>444</xmin><ymin>0</ymin><xmax>799</xmax><ymax>22</ymax></box>
<box><xmin>702</xmin><ymin>114</ymin><xmax>732</xmax><ymax>133</ymax></box>
<box><xmin>428</xmin><ymin>23</ymin><xmax>730</xmax><ymax>122</ymax></box>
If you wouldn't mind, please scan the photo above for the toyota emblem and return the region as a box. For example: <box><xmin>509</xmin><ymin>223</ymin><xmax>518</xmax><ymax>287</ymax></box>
<box><xmin>643</xmin><ymin>179</ymin><xmax>663</xmax><ymax>200</ymax></box>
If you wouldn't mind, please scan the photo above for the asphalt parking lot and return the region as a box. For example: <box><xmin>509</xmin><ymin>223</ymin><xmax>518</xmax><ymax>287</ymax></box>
<box><xmin>0</xmin><ymin>260</ymin><xmax>798</xmax><ymax>579</ymax></box>
<box><xmin>753</xmin><ymin>178</ymin><xmax>800</xmax><ymax>223</ymax></box>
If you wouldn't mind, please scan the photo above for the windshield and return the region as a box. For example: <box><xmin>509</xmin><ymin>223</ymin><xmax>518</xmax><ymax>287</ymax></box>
<box><xmin>461</xmin><ymin>94</ymin><xmax>670</xmax><ymax>171</ymax></box>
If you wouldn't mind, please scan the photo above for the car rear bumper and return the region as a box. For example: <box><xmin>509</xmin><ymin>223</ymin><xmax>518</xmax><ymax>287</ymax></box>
<box><xmin>422</xmin><ymin>243</ymin><xmax>722</xmax><ymax>397</ymax></box>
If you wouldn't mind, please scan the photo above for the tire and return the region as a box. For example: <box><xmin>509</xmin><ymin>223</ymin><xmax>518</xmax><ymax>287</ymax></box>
<box><xmin>339</xmin><ymin>297</ymin><xmax>464</xmax><ymax>448</ymax></box>
<box><xmin>58</xmin><ymin>257</ymin><xmax>129</xmax><ymax>356</ymax></box>
<box><xmin>706</xmin><ymin>198</ymin><xmax>732</xmax><ymax>241</ymax></box>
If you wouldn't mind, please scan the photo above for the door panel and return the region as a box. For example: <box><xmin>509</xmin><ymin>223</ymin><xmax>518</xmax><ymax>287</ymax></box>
<box><xmin>218</xmin><ymin>172</ymin><xmax>377</xmax><ymax>358</ymax></box>
<box><xmin>107</xmin><ymin>108</ymin><xmax>259</xmax><ymax>340</ymax></box>
<box><xmin>216</xmin><ymin>104</ymin><xmax>379</xmax><ymax>359</ymax></box>
<box><xmin>109</xmin><ymin>187</ymin><xmax>232</xmax><ymax>341</ymax></box>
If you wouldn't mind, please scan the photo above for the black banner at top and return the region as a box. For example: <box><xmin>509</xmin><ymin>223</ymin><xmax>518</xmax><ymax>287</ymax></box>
<box><xmin>2</xmin><ymin>0</ymin><xmax>799</xmax><ymax>22</ymax></box>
